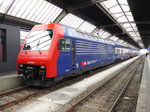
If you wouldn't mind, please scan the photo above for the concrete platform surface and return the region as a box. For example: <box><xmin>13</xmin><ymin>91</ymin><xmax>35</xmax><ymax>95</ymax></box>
<box><xmin>0</xmin><ymin>74</ymin><xmax>22</xmax><ymax>93</ymax></box>
<box><xmin>136</xmin><ymin>54</ymin><xmax>150</xmax><ymax>112</ymax></box>
<box><xmin>16</xmin><ymin>56</ymin><xmax>139</xmax><ymax>112</ymax></box>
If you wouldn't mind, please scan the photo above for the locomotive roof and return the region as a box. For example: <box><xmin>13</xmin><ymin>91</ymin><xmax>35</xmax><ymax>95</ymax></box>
<box><xmin>62</xmin><ymin>24</ymin><xmax>115</xmax><ymax>46</ymax></box>
<box><xmin>62</xmin><ymin>24</ymin><xmax>133</xmax><ymax>49</ymax></box>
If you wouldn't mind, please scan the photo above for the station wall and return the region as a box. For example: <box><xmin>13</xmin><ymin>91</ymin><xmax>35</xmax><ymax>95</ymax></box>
<box><xmin>0</xmin><ymin>23</ymin><xmax>20</xmax><ymax>74</ymax></box>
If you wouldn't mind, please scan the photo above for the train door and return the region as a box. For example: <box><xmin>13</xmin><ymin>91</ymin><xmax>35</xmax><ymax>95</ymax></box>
<box><xmin>58</xmin><ymin>38</ymin><xmax>73</xmax><ymax>75</ymax></box>
<box><xmin>121</xmin><ymin>48</ymin><xmax>124</xmax><ymax>60</ymax></box>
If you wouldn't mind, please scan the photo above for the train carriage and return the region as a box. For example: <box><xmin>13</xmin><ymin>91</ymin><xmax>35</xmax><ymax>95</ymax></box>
<box><xmin>114</xmin><ymin>44</ymin><xmax>122</xmax><ymax>60</ymax></box>
<box><xmin>115</xmin><ymin>44</ymin><xmax>132</xmax><ymax>60</ymax></box>
<box><xmin>17</xmin><ymin>23</ymin><xmax>138</xmax><ymax>87</ymax></box>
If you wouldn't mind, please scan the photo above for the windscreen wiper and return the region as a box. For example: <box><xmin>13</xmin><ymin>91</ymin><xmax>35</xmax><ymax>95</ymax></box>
<box><xmin>36</xmin><ymin>40</ymin><xmax>42</xmax><ymax>54</ymax></box>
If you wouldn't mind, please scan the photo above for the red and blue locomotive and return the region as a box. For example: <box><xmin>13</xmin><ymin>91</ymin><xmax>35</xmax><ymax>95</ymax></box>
<box><xmin>17</xmin><ymin>23</ymin><xmax>138</xmax><ymax>87</ymax></box>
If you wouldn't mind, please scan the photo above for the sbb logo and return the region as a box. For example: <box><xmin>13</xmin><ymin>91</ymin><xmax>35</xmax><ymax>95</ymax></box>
<box><xmin>81</xmin><ymin>61</ymin><xmax>87</xmax><ymax>66</ymax></box>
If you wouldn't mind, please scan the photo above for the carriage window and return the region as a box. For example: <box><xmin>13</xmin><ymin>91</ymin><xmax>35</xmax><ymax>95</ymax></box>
<box><xmin>93</xmin><ymin>37</ymin><xmax>97</xmax><ymax>40</ymax></box>
<box><xmin>65</xmin><ymin>39</ymin><xmax>71</xmax><ymax>50</ymax></box>
<box><xmin>89</xmin><ymin>35</ymin><xmax>93</xmax><ymax>39</ymax></box>
<box><xmin>91</xmin><ymin>35</ymin><xmax>96</xmax><ymax>40</ymax></box>
<box><xmin>83</xmin><ymin>33</ymin><xmax>89</xmax><ymax>39</ymax></box>
<box><xmin>98</xmin><ymin>38</ymin><xmax>101</xmax><ymax>42</ymax></box>
<box><xmin>0</xmin><ymin>29</ymin><xmax>6</xmax><ymax>62</ymax></box>
<box><xmin>115</xmin><ymin>48</ymin><xmax>120</xmax><ymax>54</ymax></box>
<box><xmin>59</xmin><ymin>39</ymin><xmax>71</xmax><ymax>51</ymax></box>
<box><xmin>77</xmin><ymin>31</ymin><xmax>84</xmax><ymax>38</ymax></box>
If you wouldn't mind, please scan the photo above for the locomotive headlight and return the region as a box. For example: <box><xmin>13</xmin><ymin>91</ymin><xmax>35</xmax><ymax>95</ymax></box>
<box><xmin>19</xmin><ymin>64</ymin><xmax>24</xmax><ymax>68</ymax></box>
<box><xmin>40</xmin><ymin>65</ymin><xmax>46</xmax><ymax>69</ymax></box>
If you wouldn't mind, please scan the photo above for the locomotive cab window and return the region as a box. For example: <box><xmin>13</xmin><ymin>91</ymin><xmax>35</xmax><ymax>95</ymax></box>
<box><xmin>23</xmin><ymin>29</ymin><xmax>53</xmax><ymax>51</ymax></box>
<box><xmin>59</xmin><ymin>39</ymin><xmax>71</xmax><ymax>51</ymax></box>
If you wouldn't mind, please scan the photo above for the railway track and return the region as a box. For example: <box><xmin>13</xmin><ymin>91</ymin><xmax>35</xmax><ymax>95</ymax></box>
<box><xmin>111</xmin><ymin>58</ymin><xmax>144</xmax><ymax>112</ymax></box>
<box><xmin>64</xmin><ymin>58</ymin><xmax>143</xmax><ymax>112</ymax></box>
<box><xmin>0</xmin><ymin>86</ymin><xmax>45</xmax><ymax>109</ymax></box>
<box><xmin>0</xmin><ymin>58</ymin><xmax>139</xmax><ymax>111</ymax></box>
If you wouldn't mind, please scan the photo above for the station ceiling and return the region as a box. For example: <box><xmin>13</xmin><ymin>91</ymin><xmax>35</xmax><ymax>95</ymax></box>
<box><xmin>127</xmin><ymin>0</ymin><xmax>150</xmax><ymax>48</ymax></box>
<box><xmin>49</xmin><ymin>0</ymin><xmax>149</xmax><ymax>48</ymax></box>
<box><xmin>0</xmin><ymin>0</ymin><xmax>149</xmax><ymax>48</ymax></box>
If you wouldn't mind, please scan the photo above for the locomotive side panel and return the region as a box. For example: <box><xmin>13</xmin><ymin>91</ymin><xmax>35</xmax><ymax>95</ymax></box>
<box><xmin>75</xmin><ymin>39</ymin><xmax>116</xmax><ymax>71</ymax></box>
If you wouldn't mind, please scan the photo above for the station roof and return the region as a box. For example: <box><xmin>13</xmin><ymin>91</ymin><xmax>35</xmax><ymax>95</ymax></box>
<box><xmin>0</xmin><ymin>0</ymin><xmax>149</xmax><ymax>48</ymax></box>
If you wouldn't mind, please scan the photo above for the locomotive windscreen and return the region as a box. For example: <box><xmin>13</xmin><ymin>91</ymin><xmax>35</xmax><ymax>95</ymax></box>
<box><xmin>23</xmin><ymin>29</ymin><xmax>53</xmax><ymax>51</ymax></box>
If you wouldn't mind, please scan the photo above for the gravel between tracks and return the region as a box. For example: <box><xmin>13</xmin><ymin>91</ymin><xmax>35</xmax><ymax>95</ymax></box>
<box><xmin>111</xmin><ymin>58</ymin><xmax>144</xmax><ymax>112</ymax></box>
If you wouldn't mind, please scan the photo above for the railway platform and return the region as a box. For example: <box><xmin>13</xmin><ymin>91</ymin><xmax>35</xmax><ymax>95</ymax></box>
<box><xmin>0</xmin><ymin>72</ymin><xmax>22</xmax><ymax>93</ymax></box>
<box><xmin>136</xmin><ymin>54</ymin><xmax>150</xmax><ymax>112</ymax></box>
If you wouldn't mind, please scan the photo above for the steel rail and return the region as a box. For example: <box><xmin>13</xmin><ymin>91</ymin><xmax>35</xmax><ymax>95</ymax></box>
<box><xmin>0</xmin><ymin>60</ymin><xmax>121</xmax><ymax>110</ymax></box>
<box><xmin>0</xmin><ymin>86</ymin><xmax>46</xmax><ymax>109</ymax></box>
<box><xmin>65</xmin><ymin>58</ymin><xmax>140</xmax><ymax>112</ymax></box>
<box><xmin>108</xmin><ymin>59</ymin><xmax>143</xmax><ymax>112</ymax></box>
<box><xmin>0</xmin><ymin>86</ymin><xmax>30</xmax><ymax>97</ymax></box>
<box><xmin>0</xmin><ymin>58</ymin><xmax>139</xmax><ymax>111</ymax></box>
